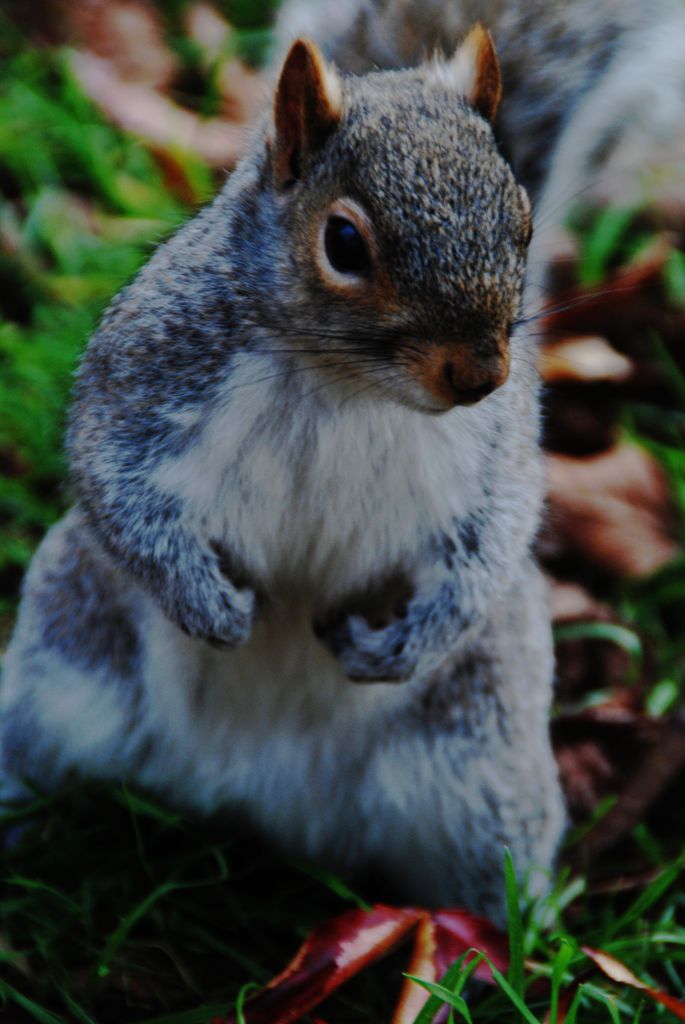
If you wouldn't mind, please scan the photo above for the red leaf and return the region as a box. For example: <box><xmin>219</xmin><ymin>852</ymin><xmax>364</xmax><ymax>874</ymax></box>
<box><xmin>220</xmin><ymin>905</ymin><xmax>422</xmax><ymax>1024</ymax></box>
<box><xmin>583</xmin><ymin>946</ymin><xmax>685</xmax><ymax>1021</ymax></box>
<box><xmin>393</xmin><ymin>910</ymin><xmax>509</xmax><ymax>1023</ymax></box>
<box><xmin>432</xmin><ymin>910</ymin><xmax>509</xmax><ymax>980</ymax></box>
<box><xmin>392</xmin><ymin>914</ymin><xmax>439</xmax><ymax>1024</ymax></box>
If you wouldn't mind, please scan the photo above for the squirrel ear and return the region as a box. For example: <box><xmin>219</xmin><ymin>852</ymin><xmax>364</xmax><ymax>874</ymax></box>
<box><xmin>446</xmin><ymin>23</ymin><xmax>501</xmax><ymax>123</ymax></box>
<box><xmin>272</xmin><ymin>38</ymin><xmax>342</xmax><ymax>188</ymax></box>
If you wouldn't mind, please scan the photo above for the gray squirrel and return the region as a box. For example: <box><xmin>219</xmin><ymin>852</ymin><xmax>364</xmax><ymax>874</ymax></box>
<box><xmin>3</xmin><ymin>0</ymin><xmax>684</xmax><ymax>924</ymax></box>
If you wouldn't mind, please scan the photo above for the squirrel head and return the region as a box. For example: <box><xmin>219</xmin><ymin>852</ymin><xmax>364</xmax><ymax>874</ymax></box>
<box><xmin>239</xmin><ymin>28</ymin><xmax>532</xmax><ymax>414</ymax></box>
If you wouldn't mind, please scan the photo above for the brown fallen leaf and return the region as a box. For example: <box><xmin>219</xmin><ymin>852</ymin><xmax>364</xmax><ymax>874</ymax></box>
<box><xmin>582</xmin><ymin>945</ymin><xmax>685</xmax><ymax>1020</ymax></box>
<box><xmin>69</xmin><ymin>51</ymin><xmax>252</xmax><ymax>168</ymax></box>
<box><xmin>219</xmin><ymin>905</ymin><xmax>422</xmax><ymax>1024</ymax></box>
<box><xmin>553</xmin><ymin>699</ymin><xmax>657</xmax><ymax>823</ymax></box>
<box><xmin>431</xmin><ymin>910</ymin><xmax>509</xmax><ymax>982</ymax></box>
<box><xmin>63</xmin><ymin>0</ymin><xmax>177</xmax><ymax>88</ymax></box>
<box><xmin>549</xmin><ymin>580</ymin><xmax>610</xmax><ymax>623</ymax></box>
<box><xmin>393</xmin><ymin>914</ymin><xmax>441</xmax><ymax>1024</ymax></box>
<box><xmin>589</xmin><ymin>866</ymin><xmax>664</xmax><ymax>895</ymax></box>
<box><xmin>217</xmin><ymin>904</ymin><xmax>511</xmax><ymax>1024</ymax></box>
<box><xmin>575</xmin><ymin>712</ymin><xmax>685</xmax><ymax>860</ymax></box>
<box><xmin>555</xmin><ymin>738</ymin><xmax>616</xmax><ymax>816</ymax></box>
<box><xmin>546</xmin><ymin>441</ymin><xmax>679</xmax><ymax>577</ymax></box>
<box><xmin>563</xmin><ymin>695</ymin><xmax>648</xmax><ymax>725</ymax></box>
<box><xmin>540</xmin><ymin>336</ymin><xmax>634</xmax><ymax>385</ymax></box>
<box><xmin>393</xmin><ymin>909</ymin><xmax>509</xmax><ymax>1023</ymax></box>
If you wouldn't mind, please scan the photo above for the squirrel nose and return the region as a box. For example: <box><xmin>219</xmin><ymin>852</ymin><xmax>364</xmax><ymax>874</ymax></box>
<box><xmin>443</xmin><ymin>361</ymin><xmax>503</xmax><ymax>406</ymax></box>
<box><xmin>405</xmin><ymin>339</ymin><xmax>510</xmax><ymax>410</ymax></box>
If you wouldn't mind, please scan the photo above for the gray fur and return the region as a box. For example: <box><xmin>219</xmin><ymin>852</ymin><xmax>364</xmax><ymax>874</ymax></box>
<box><xmin>67</xmin><ymin>68</ymin><xmax>531</xmax><ymax>646</ymax></box>
<box><xmin>0</xmin><ymin>30</ymin><xmax>575</xmax><ymax>921</ymax></box>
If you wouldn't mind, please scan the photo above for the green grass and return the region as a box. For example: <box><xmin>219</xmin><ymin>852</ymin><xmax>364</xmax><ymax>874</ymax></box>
<box><xmin>1</xmin><ymin>5</ymin><xmax>685</xmax><ymax>1023</ymax></box>
<box><xmin>1</xmin><ymin>783</ymin><xmax>685</xmax><ymax>1023</ymax></box>
<box><xmin>0</xmin><ymin>783</ymin><xmax>351</xmax><ymax>1023</ymax></box>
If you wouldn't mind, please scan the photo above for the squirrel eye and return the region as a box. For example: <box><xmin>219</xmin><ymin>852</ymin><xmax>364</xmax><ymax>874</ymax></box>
<box><xmin>324</xmin><ymin>216</ymin><xmax>371</xmax><ymax>276</ymax></box>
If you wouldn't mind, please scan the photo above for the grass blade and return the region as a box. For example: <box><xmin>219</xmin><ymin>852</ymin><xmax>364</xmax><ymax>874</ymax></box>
<box><xmin>504</xmin><ymin>848</ymin><xmax>525</xmax><ymax>999</ymax></box>
<box><xmin>548</xmin><ymin>939</ymin><xmax>575</xmax><ymax>1024</ymax></box>
<box><xmin>607</xmin><ymin>855</ymin><xmax>684</xmax><ymax>936</ymax></box>
<box><xmin>0</xmin><ymin>979</ymin><xmax>65</xmax><ymax>1024</ymax></box>
<box><xmin>481</xmin><ymin>957</ymin><xmax>542</xmax><ymax>1024</ymax></box>
<box><xmin>404</xmin><ymin>976</ymin><xmax>473</xmax><ymax>1022</ymax></box>
<box><xmin>98</xmin><ymin>880</ymin><xmax>179</xmax><ymax>974</ymax></box>
<box><xmin>407</xmin><ymin>953</ymin><xmax>484</xmax><ymax>1024</ymax></box>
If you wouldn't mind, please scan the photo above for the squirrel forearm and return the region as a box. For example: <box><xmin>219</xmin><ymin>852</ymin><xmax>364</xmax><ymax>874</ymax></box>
<box><xmin>80</xmin><ymin>484</ymin><xmax>256</xmax><ymax>646</ymax></box>
<box><xmin>318</xmin><ymin>499</ymin><xmax>538</xmax><ymax>682</ymax></box>
<box><xmin>69</xmin><ymin>386</ymin><xmax>257</xmax><ymax>647</ymax></box>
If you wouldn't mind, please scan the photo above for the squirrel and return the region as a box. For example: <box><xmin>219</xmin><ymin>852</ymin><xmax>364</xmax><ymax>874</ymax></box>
<box><xmin>9</xmin><ymin>1</ymin><xmax>659</xmax><ymax>925</ymax></box>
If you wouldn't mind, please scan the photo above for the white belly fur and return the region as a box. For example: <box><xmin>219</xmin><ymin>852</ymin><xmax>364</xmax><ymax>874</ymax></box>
<box><xmin>152</xmin><ymin>353</ymin><xmax>494</xmax><ymax>603</ymax></box>
<box><xmin>138</xmin><ymin>596</ymin><xmax>423</xmax><ymax>863</ymax></box>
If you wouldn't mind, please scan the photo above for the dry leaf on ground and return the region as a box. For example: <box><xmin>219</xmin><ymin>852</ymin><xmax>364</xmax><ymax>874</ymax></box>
<box><xmin>553</xmin><ymin>699</ymin><xmax>656</xmax><ymax>821</ymax></box>
<box><xmin>555</xmin><ymin>738</ymin><xmax>617</xmax><ymax>815</ymax></box>
<box><xmin>549</xmin><ymin>580</ymin><xmax>611</xmax><ymax>623</ymax></box>
<box><xmin>393</xmin><ymin>910</ymin><xmax>509</xmax><ymax>1023</ymax></box>
<box><xmin>546</xmin><ymin>441</ymin><xmax>679</xmax><ymax>577</ymax></box>
<box><xmin>219</xmin><ymin>906</ymin><xmax>421</xmax><ymax>1024</ymax></box>
<box><xmin>574</xmin><ymin>712</ymin><xmax>685</xmax><ymax>860</ymax></box>
<box><xmin>69</xmin><ymin>51</ymin><xmax>251</xmax><ymax>167</ymax></box>
<box><xmin>583</xmin><ymin>946</ymin><xmax>685</xmax><ymax>1020</ymax></box>
<box><xmin>540</xmin><ymin>336</ymin><xmax>634</xmax><ymax>385</ymax></box>
<box><xmin>62</xmin><ymin>0</ymin><xmax>177</xmax><ymax>88</ymax></box>
<box><xmin>218</xmin><ymin>905</ymin><xmax>509</xmax><ymax>1024</ymax></box>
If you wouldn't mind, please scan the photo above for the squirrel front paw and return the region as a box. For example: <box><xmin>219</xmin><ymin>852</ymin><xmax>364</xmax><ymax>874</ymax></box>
<box><xmin>314</xmin><ymin>613</ymin><xmax>418</xmax><ymax>682</ymax></box>
<box><xmin>162</xmin><ymin>560</ymin><xmax>257</xmax><ymax>648</ymax></box>
<box><xmin>314</xmin><ymin>579</ymin><xmax>465</xmax><ymax>682</ymax></box>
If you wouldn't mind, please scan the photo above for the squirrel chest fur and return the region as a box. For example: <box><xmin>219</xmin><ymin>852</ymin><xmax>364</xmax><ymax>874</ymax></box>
<box><xmin>1</xmin><ymin>22</ymin><xmax>569</xmax><ymax>922</ymax></box>
<box><xmin>146</xmin><ymin>353</ymin><xmax>535</xmax><ymax>600</ymax></box>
